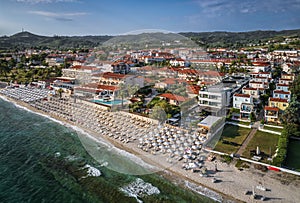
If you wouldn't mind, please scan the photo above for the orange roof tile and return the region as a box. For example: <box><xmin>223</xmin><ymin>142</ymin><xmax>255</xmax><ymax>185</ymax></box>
<box><xmin>159</xmin><ymin>93</ymin><xmax>187</xmax><ymax>102</ymax></box>
<box><xmin>234</xmin><ymin>93</ymin><xmax>251</xmax><ymax>98</ymax></box>
<box><xmin>264</xmin><ymin>106</ymin><xmax>279</xmax><ymax>111</ymax></box>
<box><xmin>269</xmin><ymin>97</ymin><xmax>288</xmax><ymax>103</ymax></box>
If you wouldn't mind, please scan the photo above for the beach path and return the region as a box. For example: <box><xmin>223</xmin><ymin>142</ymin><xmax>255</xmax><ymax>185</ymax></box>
<box><xmin>236</xmin><ymin>127</ymin><xmax>257</xmax><ymax>156</ymax></box>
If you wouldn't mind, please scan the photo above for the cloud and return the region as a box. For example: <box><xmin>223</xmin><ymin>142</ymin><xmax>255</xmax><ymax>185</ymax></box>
<box><xmin>16</xmin><ymin>0</ymin><xmax>77</xmax><ymax>3</ymax></box>
<box><xmin>28</xmin><ymin>10</ymin><xmax>87</xmax><ymax>21</ymax></box>
<box><xmin>193</xmin><ymin>0</ymin><xmax>300</xmax><ymax>15</ymax></box>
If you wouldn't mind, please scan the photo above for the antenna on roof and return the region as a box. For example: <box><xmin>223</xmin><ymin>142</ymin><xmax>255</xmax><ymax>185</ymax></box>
<box><xmin>22</xmin><ymin>28</ymin><xmax>24</xmax><ymax>32</ymax></box>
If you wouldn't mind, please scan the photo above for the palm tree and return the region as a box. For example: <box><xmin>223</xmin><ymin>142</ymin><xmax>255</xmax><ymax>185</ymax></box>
<box><xmin>57</xmin><ymin>88</ymin><xmax>64</xmax><ymax>99</ymax></box>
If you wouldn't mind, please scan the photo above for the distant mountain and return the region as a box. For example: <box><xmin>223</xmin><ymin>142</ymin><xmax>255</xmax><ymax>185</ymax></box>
<box><xmin>1</xmin><ymin>29</ymin><xmax>299</xmax><ymax>50</ymax></box>
<box><xmin>180</xmin><ymin>29</ymin><xmax>300</xmax><ymax>48</ymax></box>
<box><xmin>0</xmin><ymin>31</ymin><xmax>112</xmax><ymax>50</ymax></box>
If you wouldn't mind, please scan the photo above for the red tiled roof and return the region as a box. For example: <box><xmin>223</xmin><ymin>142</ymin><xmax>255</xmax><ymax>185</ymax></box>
<box><xmin>77</xmin><ymin>83</ymin><xmax>119</xmax><ymax>91</ymax></box>
<box><xmin>276</xmin><ymin>84</ymin><xmax>289</xmax><ymax>87</ymax></box>
<box><xmin>97</xmin><ymin>72</ymin><xmax>128</xmax><ymax>79</ymax></box>
<box><xmin>234</xmin><ymin>93</ymin><xmax>251</xmax><ymax>98</ymax></box>
<box><xmin>187</xmin><ymin>85</ymin><xmax>201</xmax><ymax>94</ymax></box>
<box><xmin>279</xmin><ymin>78</ymin><xmax>293</xmax><ymax>81</ymax></box>
<box><xmin>243</xmin><ymin>87</ymin><xmax>258</xmax><ymax>91</ymax></box>
<box><xmin>264</xmin><ymin>106</ymin><xmax>279</xmax><ymax>111</ymax></box>
<box><xmin>269</xmin><ymin>97</ymin><xmax>288</xmax><ymax>103</ymax></box>
<box><xmin>159</xmin><ymin>93</ymin><xmax>187</xmax><ymax>102</ymax></box>
<box><xmin>273</xmin><ymin>90</ymin><xmax>290</xmax><ymax>94</ymax></box>
<box><xmin>177</xmin><ymin>69</ymin><xmax>198</xmax><ymax>75</ymax></box>
<box><xmin>252</xmin><ymin>62</ymin><xmax>270</xmax><ymax>66</ymax></box>
<box><xmin>282</xmin><ymin>74</ymin><xmax>294</xmax><ymax>76</ymax></box>
<box><xmin>174</xmin><ymin>58</ymin><xmax>185</xmax><ymax>61</ymax></box>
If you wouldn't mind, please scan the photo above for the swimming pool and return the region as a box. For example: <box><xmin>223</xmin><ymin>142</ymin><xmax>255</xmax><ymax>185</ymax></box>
<box><xmin>92</xmin><ymin>99</ymin><xmax>126</xmax><ymax>106</ymax></box>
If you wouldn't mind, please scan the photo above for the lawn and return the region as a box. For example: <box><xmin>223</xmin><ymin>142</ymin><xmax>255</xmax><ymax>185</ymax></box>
<box><xmin>285</xmin><ymin>139</ymin><xmax>300</xmax><ymax>172</ymax></box>
<box><xmin>242</xmin><ymin>131</ymin><xmax>279</xmax><ymax>161</ymax></box>
<box><xmin>263</xmin><ymin>125</ymin><xmax>283</xmax><ymax>133</ymax></box>
<box><xmin>238</xmin><ymin>120</ymin><xmax>251</xmax><ymax>126</ymax></box>
<box><xmin>213</xmin><ymin>125</ymin><xmax>251</xmax><ymax>154</ymax></box>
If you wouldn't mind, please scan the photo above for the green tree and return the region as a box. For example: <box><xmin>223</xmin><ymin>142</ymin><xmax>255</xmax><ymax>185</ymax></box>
<box><xmin>281</xmin><ymin>95</ymin><xmax>300</xmax><ymax>126</ymax></box>
<box><xmin>57</xmin><ymin>88</ymin><xmax>64</xmax><ymax>98</ymax></box>
<box><xmin>150</xmin><ymin>105</ymin><xmax>167</xmax><ymax>123</ymax></box>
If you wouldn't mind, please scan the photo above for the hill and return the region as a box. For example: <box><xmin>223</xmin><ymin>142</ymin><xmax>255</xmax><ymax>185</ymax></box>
<box><xmin>0</xmin><ymin>29</ymin><xmax>299</xmax><ymax>50</ymax></box>
<box><xmin>0</xmin><ymin>31</ymin><xmax>112</xmax><ymax>50</ymax></box>
<box><xmin>180</xmin><ymin>29</ymin><xmax>300</xmax><ymax>48</ymax></box>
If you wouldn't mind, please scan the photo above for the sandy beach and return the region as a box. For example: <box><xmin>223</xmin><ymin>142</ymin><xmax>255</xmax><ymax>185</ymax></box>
<box><xmin>1</xmin><ymin>92</ymin><xmax>300</xmax><ymax>203</ymax></box>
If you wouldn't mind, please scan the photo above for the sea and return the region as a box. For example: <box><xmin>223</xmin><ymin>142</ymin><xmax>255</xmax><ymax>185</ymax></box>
<box><xmin>0</xmin><ymin>97</ymin><xmax>217</xmax><ymax>203</ymax></box>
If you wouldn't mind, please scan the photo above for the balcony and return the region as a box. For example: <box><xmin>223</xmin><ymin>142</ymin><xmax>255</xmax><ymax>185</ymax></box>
<box><xmin>265</xmin><ymin>111</ymin><xmax>278</xmax><ymax>117</ymax></box>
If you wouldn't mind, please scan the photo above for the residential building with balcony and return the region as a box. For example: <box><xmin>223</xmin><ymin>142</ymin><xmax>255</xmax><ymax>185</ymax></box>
<box><xmin>74</xmin><ymin>83</ymin><xmax>118</xmax><ymax>99</ymax></box>
<box><xmin>249</xmin><ymin>81</ymin><xmax>269</xmax><ymax>89</ymax></box>
<box><xmin>233</xmin><ymin>93</ymin><xmax>253</xmax><ymax>109</ymax></box>
<box><xmin>242</xmin><ymin>87</ymin><xmax>260</xmax><ymax>98</ymax></box>
<box><xmin>158</xmin><ymin>93</ymin><xmax>188</xmax><ymax>106</ymax></box>
<box><xmin>264</xmin><ymin>106</ymin><xmax>280</xmax><ymax>123</ymax></box>
<box><xmin>278</xmin><ymin>78</ymin><xmax>293</xmax><ymax>85</ymax></box>
<box><xmin>62</xmin><ymin>65</ymin><xmax>101</xmax><ymax>85</ymax></box>
<box><xmin>273</xmin><ymin>90</ymin><xmax>291</xmax><ymax>101</ymax></box>
<box><xmin>281</xmin><ymin>73</ymin><xmax>295</xmax><ymax>80</ymax></box>
<box><xmin>198</xmin><ymin>85</ymin><xmax>232</xmax><ymax>116</ymax></box>
<box><xmin>276</xmin><ymin>84</ymin><xmax>289</xmax><ymax>92</ymax></box>
<box><xmin>92</xmin><ymin>72</ymin><xmax>144</xmax><ymax>88</ymax></box>
<box><xmin>240</xmin><ymin>103</ymin><xmax>254</xmax><ymax>120</ymax></box>
<box><xmin>268</xmin><ymin>97</ymin><xmax>289</xmax><ymax>111</ymax></box>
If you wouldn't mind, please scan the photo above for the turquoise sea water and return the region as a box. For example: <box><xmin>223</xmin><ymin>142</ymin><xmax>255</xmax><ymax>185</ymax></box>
<box><xmin>0</xmin><ymin>98</ymin><xmax>215</xmax><ymax>203</ymax></box>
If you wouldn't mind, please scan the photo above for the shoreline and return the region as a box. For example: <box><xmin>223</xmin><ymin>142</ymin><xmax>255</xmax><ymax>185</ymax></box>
<box><xmin>1</xmin><ymin>94</ymin><xmax>300</xmax><ymax>203</ymax></box>
<box><xmin>0</xmin><ymin>94</ymin><xmax>227</xmax><ymax>202</ymax></box>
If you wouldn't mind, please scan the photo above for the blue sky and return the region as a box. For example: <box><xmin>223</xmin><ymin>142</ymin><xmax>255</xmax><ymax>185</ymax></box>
<box><xmin>1</xmin><ymin>0</ymin><xmax>300</xmax><ymax>36</ymax></box>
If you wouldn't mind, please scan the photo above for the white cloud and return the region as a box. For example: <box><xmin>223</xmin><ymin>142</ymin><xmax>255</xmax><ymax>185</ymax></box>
<box><xmin>29</xmin><ymin>10</ymin><xmax>87</xmax><ymax>17</ymax></box>
<box><xmin>28</xmin><ymin>10</ymin><xmax>87</xmax><ymax>21</ymax></box>
<box><xmin>193</xmin><ymin>0</ymin><xmax>300</xmax><ymax>14</ymax></box>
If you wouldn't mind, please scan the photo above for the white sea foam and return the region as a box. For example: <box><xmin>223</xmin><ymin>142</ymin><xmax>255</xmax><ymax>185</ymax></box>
<box><xmin>0</xmin><ymin>95</ymin><xmax>223</xmax><ymax>202</ymax></box>
<box><xmin>120</xmin><ymin>178</ymin><xmax>160</xmax><ymax>203</ymax></box>
<box><xmin>82</xmin><ymin>164</ymin><xmax>101</xmax><ymax>177</ymax></box>
<box><xmin>0</xmin><ymin>95</ymin><xmax>157</xmax><ymax>173</ymax></box>
<box><xmin>65</xmin><ymin>155</ymin><xmax>79</xmax><ymax>162</ymax></box>
<box><xmin>185</xmin><ymin>181</ymin><xmax>223</xmax><ymax>202</ymax></box>
<box><xmin>0</xmin><ymin>95</ymin><xmax>10</xmax><ymax>102</ymax></box>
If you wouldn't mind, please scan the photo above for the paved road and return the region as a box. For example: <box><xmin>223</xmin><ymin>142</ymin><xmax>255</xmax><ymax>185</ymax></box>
<box><xmin>236</xmin><ymin>121</ymin><xmax>260</xmax><ymax>155</ymax></box>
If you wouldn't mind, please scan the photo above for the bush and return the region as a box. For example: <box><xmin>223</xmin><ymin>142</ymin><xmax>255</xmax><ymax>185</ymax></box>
<box><xmin>235</xmin><ymin>159</ymin><xmax>250</xmax><ymax>169</ymax></box>
<box><xmin>272</xmin><ymin>126</ymin><xmax>290</xmax><ymax>166</ymax></box>
<box><xmin>220</xmin><ymin>154</ymin><xmax>233</xmax><ymax>164</ymax></box>
<box><xmin>254</xmin><ymin>164</ymin><xmax>268</xmax><ymax>172</ymax></box>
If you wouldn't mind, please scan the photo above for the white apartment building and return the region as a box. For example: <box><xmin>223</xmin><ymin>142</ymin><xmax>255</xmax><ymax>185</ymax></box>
<box><xmin>233</xmin><ymin>93</ymin><xmax>253</xmax><ymax>109</ymax></box>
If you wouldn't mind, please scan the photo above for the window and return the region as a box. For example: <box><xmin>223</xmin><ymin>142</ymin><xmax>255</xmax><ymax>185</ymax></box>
<box><xmin>283</xmin><ymin>104</ymin><xmax>287</xmax><ymax>107</ymax></box>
